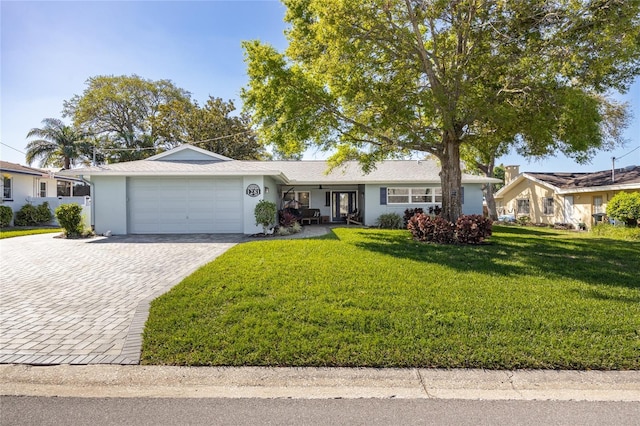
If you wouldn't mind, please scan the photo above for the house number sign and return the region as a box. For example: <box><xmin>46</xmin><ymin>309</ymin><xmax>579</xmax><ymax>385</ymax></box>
<box><xmin>246</xmin><ymin>184</ymin><xmax>261</xmax><ymax>197</ymax></box>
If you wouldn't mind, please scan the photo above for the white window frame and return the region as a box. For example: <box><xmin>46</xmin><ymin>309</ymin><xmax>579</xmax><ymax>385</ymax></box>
<box><xmin>387</xmin><ymin>187</ymin><xmax>440</xmax><ymax>204</ymax></box>
<box><xmin>2</xmin><ymin>176</ymin><xmax>12</xmax><ymax>200</ymax></box>
<box><xmin>593</xmin><ymin>196</ymin><xmax>604</xmax><ymax>214</ymax></box>
<box><xmin>517</xmin><ymin>198</ymin><xmax>530</xmax><ymax>215</ymax></box>
<box><xmin>35</xmin><ymin>179</ymin><xmax>47</xmax><ymax>198</ymax></box>
<box><xmin>543</xmin><ymin>197</ymin><xmax>554</xmax><ymax>215</ymax></box>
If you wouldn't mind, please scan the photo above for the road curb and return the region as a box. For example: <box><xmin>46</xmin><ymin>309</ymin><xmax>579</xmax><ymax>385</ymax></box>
<box><xmin>1</xmin><ymin>365</ymin><xmax>639</xmax><ymax>401</ymax></box>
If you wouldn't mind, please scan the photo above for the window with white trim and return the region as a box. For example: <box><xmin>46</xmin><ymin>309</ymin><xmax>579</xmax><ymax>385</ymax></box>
<box><xmin>387</xmin><ymin>187</ymin><xmax>441</xmax><ymax>204</ymax></box>
<box><xmin>2</xmin><ymin>176</ymin><xmax>12</xmax><ymax>200</ymax></box>
<box><xmin>517</xmin><ymin>199</ymin><xmax>530</xmax><ymax>215</ymax></box>
<box><xmin>35</xmin><ymin>178</ymin><xmax>47</xmax><ymax>198</ymax></box>
<box><xmin>543</xmin><ymin>197</ymin><xmax>554</xmax><ymax>215</ymax></box>
<box><xmin>593</xmin><ymin>196</ymin><xmax>603</xmax><ymax>214</ymax></box>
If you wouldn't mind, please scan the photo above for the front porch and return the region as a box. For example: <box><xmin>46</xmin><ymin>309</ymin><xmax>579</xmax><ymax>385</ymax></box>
<box><xmin>278</xmin><ymin>184</ymin><xmax>365</xmax><ymax>224</ymax></box>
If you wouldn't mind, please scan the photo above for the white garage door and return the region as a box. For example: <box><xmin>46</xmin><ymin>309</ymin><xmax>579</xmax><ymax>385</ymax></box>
<box><xmin>128</xmin><ymin>177</ymin><xmax>243</xmax><ymax>234</ymax></box>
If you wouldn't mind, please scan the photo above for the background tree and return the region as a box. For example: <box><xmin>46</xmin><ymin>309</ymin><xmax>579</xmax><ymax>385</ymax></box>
<box><xmin>242</xmin><ymin>0</ymin><xmax>640</xmax><ymax>222</ymax></box>
<box><xmin>25</xmin><ymin>118</ymin><xmax>91</xmax><ymax>169</ymax></box>
<box><xmin>154</xmin><ymin>96</ymin><xmax>268</xmax><ymax>160</ymax></box>
<box><xmin>606</xmin><ymin>192</ymin><xmax>640</xmax><ymax>227</ymax></box>
<box><xmin>63</xmin><ymin>75</ymin><xmax>192</xmax><ymax>162</ymax></box>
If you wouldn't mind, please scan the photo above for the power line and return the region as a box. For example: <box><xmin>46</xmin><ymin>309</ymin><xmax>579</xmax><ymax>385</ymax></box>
<box><xmin>614</xmin><ymin>145</ymin><xmax>640</xmax><ymax>161</ymax></box>
<box><xmin>0</xmin><ymin>142</ymin><xmax>26</xmax><ymax>155</ymax></box>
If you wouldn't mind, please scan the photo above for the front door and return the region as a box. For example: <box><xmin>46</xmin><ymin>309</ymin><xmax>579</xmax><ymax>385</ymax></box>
<box><xmin>332</xmin><ymin>191</ymin><xmax>356</xmax><ymax>222</ymax></box>
<box><xmin>563</xmin><ymin>195</ymin><xmax>574</xmax><ymax>224</ymax></box>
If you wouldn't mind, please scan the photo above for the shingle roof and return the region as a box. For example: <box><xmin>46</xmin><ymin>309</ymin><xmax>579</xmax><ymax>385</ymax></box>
<box><xmin>62</xmin><ymin>157</ymin><xmax>499</xmax><ymax>184</ymax></box>
<box><xmin>63</xmin><ymin>159</ymin><xmax>285</xmax><ymax>177</ymax></box>
<box><xmin>528</xmin><ymin>166</ymin><xmax>640</xmax><ymax>189</ymax></box>
<box><xmin>263</xmin><ymin>159</ymin><xmax>496</xmax><ymax>184</ymax></box>
<box><xmin>0</xmin><ymin>161</ymin><xmax>48</xmax><ymax>177</ymax></box>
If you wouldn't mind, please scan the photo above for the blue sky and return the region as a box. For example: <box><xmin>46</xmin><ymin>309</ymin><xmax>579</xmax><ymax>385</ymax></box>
<box><xmin>1</xmin><ymin>0</ymin><xmax>639</xmax><ymax>172</ymax></box>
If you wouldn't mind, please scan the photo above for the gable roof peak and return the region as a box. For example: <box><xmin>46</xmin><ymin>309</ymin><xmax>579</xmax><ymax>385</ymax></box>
<box><xmin>146</xmin><ymin>144</ymin><xmax>233</xmax><ymax>162</ymax></box>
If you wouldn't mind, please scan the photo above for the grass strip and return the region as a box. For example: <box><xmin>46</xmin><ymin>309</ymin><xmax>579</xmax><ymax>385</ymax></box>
<box><xmin>0</xmin><ymin>227</ymin><xmax>62</xmax><ymax>239</ymax></box>
<box><xmin>142</xmin><ymin>226</ymin><xmax>640</xmax><ymax>369</ymax></box>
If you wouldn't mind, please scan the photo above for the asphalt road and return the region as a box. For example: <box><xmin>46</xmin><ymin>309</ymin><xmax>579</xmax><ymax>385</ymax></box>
<box><xmin>2</xmin><ymin>396</ymin><xmax>640</xmax><ymax>426</ymax></box>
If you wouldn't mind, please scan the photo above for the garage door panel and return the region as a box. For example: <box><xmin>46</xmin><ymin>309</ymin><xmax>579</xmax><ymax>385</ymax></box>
<box><xmin>128</xmin><ymin>177</ymin><xmax>243</xmax><ymax>234</ymax></box>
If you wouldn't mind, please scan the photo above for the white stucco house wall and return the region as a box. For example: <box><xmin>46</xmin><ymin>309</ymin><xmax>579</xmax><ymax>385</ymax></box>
<box><xmin>62</xmin><ymin>144</ymin><xmax>499</xmax><ymax>235</ymax></box>
<box><xmin>1</xmin><ymin>161</ymin><xmax>91</xmax><ymax>226</ymax></box>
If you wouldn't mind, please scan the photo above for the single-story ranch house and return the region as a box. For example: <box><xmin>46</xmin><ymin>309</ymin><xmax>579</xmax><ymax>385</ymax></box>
<box><xmin>63</xmin><ymin>144</ymin><xmax>499</xmax><ymax>235</ymax></box>
<box><xmin>495</xmin><ymin>165</ymin><xmax>640</xmax><ymax>228</ymax></box>
<box><xmin>1</xmin><ymin>160</ymin><xmax>91</xmax><ymax>226</ymax></box>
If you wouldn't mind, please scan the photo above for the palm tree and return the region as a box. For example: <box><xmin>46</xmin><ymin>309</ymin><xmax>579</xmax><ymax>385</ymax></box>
<box><xmin>25</xmin><ymin>118</ymin><xmax>90</xmax><ymax>169</ymax></box>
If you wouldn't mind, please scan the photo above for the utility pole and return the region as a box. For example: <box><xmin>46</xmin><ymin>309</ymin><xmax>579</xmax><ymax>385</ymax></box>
<box><xmin>611</xmin><ymin>157</ymin><xmax>615</xmax><ymax>183</ymax></box>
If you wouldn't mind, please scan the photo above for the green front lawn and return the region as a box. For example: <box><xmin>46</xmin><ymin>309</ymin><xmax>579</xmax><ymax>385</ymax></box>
<box><xmin>142</xmin><ymin>226</ymin><xmax>640</xmax><ymax>369</ymax></box>
<box><xmin>0</xmin><ymin>227</ymin><xmax>62</xmax><ymax>239</ymax></box>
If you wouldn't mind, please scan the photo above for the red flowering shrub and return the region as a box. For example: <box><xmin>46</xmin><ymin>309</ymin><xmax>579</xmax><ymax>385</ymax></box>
<box><xmin>408</xmin><ymin>213</ymin><xmax>492</xmax><ymax>244</ymax></box>
<box><xmin>455</xmin><ymin>214</ymin><xmax>493</xmax><ymax>244</ymax></box>
<box><xmin>403</xmin><ymin>208</ymin><xmax>424</xmax><ymax>227</ymax></box>
<box><xmin>279</xmin><ymin>210</ymin><xmax>298</xmax><ymax>228</ymax></box>
<box><xmin>407</xmin><ymin>213</ymin><xmax>456</xmax><ymax>244</ymax></box>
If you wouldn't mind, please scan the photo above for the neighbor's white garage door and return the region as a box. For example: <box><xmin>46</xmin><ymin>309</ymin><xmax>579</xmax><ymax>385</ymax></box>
<box><xmin>128</xmin><ymin>177</ymin><xmax>243</xmax><ymax>233</ymax></box>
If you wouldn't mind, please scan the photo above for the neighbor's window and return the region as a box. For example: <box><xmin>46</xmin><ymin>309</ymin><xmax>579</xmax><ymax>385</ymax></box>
<box><xmin>73</xmin><ymin>182</ymin><xmax>91</xmax><ymax>197</ymax></box>
<box><xmin>593</xmin><ymin>196</ymin><xmax>603</xmax><ymax>214</ymax></box>
<box><xmin>388</xmin><ymin>187</ymin><xmax>440</xmax><ymax>204</ymax></box>
<box><xmin>543</xmin><ymin>197</ymin><xmax>554</xmax><ymax>215</ymax></box>
<box><xmin>57</xmin><ymin>181</ymin><xmax>71</xmax><ymax>197</ymax></box>
<box><xmin>2</xmin><ymin>176</ymin><xmax>12</xmax><ymax>200</ymax></box>
<box><xmin>517</xmin><ymin>199</ymin><xmax>530</xmax><ymax>215</ymax></box>
<box><xmin>39</xmin><ymin>181</ymin><xmax>47</xmax><ymax>198</ymax></box>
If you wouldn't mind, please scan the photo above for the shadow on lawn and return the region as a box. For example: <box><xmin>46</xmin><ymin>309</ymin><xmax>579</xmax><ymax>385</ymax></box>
<box><xmin>348</xmin><ymin>227</ymin><xmax>640</xmax><ymax>291</ymax></box>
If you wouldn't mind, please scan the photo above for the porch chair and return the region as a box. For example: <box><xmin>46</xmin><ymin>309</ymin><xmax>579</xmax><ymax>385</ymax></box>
<box><xmin>346</xmin><ymin>209</ymin><xmax>362</xmax><ymax>225</ymax></box>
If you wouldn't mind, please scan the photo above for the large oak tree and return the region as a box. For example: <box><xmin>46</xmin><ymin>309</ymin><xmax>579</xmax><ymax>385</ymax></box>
<box><xmin>64</xmin><ymin>75</ymin><xmax>266</xmax><ymax>162</ymax></box>
<box><xmin>63</xmin><ymin>75</ymin><xmax>192</xmax><ymax>162</ymax></box>
<box><xmin>154</xmin><ymin>96</ymin><xmax>268</xmax><ymax>160</ymax></box>
<box><xmin>242</xmin><ymin>0</ymin><xmax>640</xmax><ymax>221</ymax></box>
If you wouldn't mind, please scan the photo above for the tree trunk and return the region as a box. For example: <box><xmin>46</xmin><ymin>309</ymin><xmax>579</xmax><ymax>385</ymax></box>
<box><xmin>485</xmin><ymin>160</ymin><xmax>498</xmax><ymax>221</ymax></box>
<box><xmin>439</xmin><ymin>134</ymin><xmax>462</xmax><ymax>223</ymax></box>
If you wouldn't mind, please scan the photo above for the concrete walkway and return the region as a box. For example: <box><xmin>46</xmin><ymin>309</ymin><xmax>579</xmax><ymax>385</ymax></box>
<box><xmin>0</xmin><ymin>233</ymin><xmax>243</xmax><ymax>365</ymax></box>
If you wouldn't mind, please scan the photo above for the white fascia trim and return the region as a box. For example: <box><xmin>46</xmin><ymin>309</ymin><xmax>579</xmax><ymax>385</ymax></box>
<box><xmin>521</xmin><ymin>173</ymin><xmax>561</xmax><ymax>192</ymax></box>
<box><xmin>556</xmin><ymin>183</ymin><xmax>640</xmax><ymax>194</ymax></box>
<box><xmin>494</xmin><ymin>174</ymin><xmax>558</xmax><ymax>199</ymax></box>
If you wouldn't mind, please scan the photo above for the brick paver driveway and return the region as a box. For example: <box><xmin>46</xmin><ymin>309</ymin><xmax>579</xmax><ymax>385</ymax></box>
<box><xmin>0</xmin><ymin>233</ymin><xmax>243</xmax><ymax>365</ymax></box>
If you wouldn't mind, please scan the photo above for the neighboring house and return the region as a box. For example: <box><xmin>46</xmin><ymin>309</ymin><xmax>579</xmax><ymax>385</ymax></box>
<box><xmin>1</xmin><ymin>160</ymin><xmax>91</xmax><ymax>225</ymax></box>
<box><xmin>494</xmin><ymin>165</ymin><xmax>640</xmax><ymax>228</ymax></box>
<box><xmin>61</xmin><ymin>144</ymin><xmax>499</xmax><ymax>235</ymax></box>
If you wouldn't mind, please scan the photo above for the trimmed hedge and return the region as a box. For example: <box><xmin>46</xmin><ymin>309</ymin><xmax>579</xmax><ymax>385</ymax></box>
<box><xmin>14</xmin><ymin>202</ymin><xmax>52</xmax><ymax>226</ymax></box>
<box><xmin>0</xmin><ymin>205</ymin><xmax>12</xmax><ymax>227</ymax></box>
<box><xmin>55</xmin><ymin>203</ymin><xmax>84</xmax><ymax>238</ymax></box>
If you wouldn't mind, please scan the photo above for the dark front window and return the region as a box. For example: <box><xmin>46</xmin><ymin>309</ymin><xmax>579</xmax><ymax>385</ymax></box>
<box><xmin>543</xmin><ymin>197</ymin><xmax>554</xmax><ymax>215</ymax></box>
<box><xmin>57</xmin><ymin>181</ymin><xmax>71</xmax><ymax>197</ymax></box>
<box><xmin>517</xmin><ymin>199</ymin><xmax>530</xmax><ymax>215</ymax></box>
<box><xmin>73</xmin><ymin>182</ymin><xmax>91</xmax><ymax>197</ymax></box>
